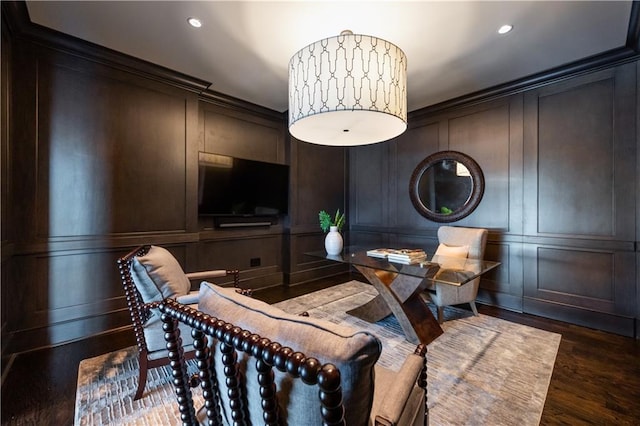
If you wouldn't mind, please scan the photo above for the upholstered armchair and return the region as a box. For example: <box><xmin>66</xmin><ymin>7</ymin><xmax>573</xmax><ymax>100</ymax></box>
<box><xmin>424</xmin><ymin>226</ymin><xmax>488</xmax><ymax>324</ymax></box>
<box><xmin>160</xmin><ymin>281</ymin><xmax>430</xmax><ymax>426</ymax></box>
<box><xmin>117</xmin><ymin>245</ymin><xmax>241</xmax><ymax>400</ymax></box>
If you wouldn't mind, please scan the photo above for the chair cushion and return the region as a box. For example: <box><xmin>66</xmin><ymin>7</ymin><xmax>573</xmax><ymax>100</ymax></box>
<box><xmin>434</xmin><ymin>243</ymin><xmax>470</xmax><ymax>270</ymax></box>
<box><xmin>197</xmin><ymin>281</ymin><xmax>382</xmax><ymax>426</ymax></box>
<box><xmin>144</xmin><ymin>303</ymin><xmax>198</xmax><ymax>356</ymax></box>
<box><xmin>435</xmin><ymin>243</ymin><xmax>469</xmax><ymax>258</ymax></box>
<box><xmin>130</xmin><ymin>245</ymin><xmax>191</xmax><ymax>304</ymax></box>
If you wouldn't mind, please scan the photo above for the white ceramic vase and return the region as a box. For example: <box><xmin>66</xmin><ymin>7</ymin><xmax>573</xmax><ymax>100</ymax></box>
<box><xmin>324</xmin><ymin>226</ymin><xmax>343</xmax><ymax>255</ymax></box>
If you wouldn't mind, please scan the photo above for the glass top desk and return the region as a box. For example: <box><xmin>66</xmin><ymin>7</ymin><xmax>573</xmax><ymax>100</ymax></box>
<box><xmin>306</xmin><ymin>246</ymin><xmax>501</xmax><ymax>345</ymax></box>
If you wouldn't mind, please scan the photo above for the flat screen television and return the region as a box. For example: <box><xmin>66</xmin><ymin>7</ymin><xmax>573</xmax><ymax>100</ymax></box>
<box><xmin>198</xmin><ymin>153</ymin><xmax>289</xmax><ymax>221</ymax></box>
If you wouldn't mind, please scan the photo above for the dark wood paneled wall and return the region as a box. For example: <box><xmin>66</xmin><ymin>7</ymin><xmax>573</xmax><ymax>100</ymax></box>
<box><xmin>637</xmin><ymin>60</ymin><xmax>640</xmax><ymax>337</ymax></box>
<box><xmin>4</xmin><ymin>33</ymin><xmax>206</xmax><ymax>352</ymax></box>
<box><xmin>1</xmin><ymin>4</ymin><xmax>346</xmax><ymax>352</ymax></box>
<box><xmin>2</xmin><ymin>2</ymin><xmax>639</xmax><ymax>353</ymax></box>
<box><xmin>196</xmin><ymin>95</ymin><xmax>292</xmax><ymax>291</ymax></box>
<box><xmin>521</xmin><ymin>64</ymin><xmax>637</xmax><ymax>335</ymax></box>
<box><xmin>287</xmin><ymin>139</ymin><xmax>349</xmax><ymax>284</ymax></box>
<box><xmin>349</xmin><ymin>62</ymin><xmax>638</xmax><ymax>337</ymax></box>
<box><xmin>1</xmin><ymin>12</ymin><xmax>13</xmax><ymax>345</ymax></box>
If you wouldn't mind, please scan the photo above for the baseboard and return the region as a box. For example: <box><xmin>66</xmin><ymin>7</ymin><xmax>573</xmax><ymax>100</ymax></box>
<box><xmin>524</xmin><ymin>298</ymin><xmax>635</xmax><ymax>337</ymax></box>
<box><xmin>286</xmin><ymin>263</ymin><xmax>350</xmax><ymax>286</ymax></box>
<box><xmin>3</xmin><ymin>311</ymin><xmax>132</xmax><ymax>355</ymax></box>
<box><xmin>476</xmin><ymin>290</ymin><xmax>523</xmax><ymax>312</ymax></box>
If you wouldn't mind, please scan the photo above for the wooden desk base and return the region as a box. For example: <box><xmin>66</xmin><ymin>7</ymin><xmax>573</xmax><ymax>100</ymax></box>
<box><xmin>347</xmin><ymin>265</ymin><xmax>444</xmax><ymax>345</ymax></box>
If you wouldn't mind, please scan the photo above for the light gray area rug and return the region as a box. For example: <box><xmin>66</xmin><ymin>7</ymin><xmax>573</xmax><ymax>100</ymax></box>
<box><xmin>274</xmin><ymin>281</ymin><xmax>561</xmax><ymax>425</ymax></box>
<box><xmin>75</xmin><ymin>281</ymin><xmax>561</xmax><ymax>425</ymax></box>
<box><xmin>74</xmin><ymin>349</ymin><xmax>202</xmax><ymax>425</ymax></box>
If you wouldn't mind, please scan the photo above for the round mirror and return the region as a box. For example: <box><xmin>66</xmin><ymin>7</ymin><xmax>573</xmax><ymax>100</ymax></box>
<box><xmin>409</xmin><ymin>151</ymin><xmax>484</xmax><ymax>223</ymax></box>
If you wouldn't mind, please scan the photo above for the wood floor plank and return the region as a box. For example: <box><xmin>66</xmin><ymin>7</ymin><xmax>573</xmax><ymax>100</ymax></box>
<box><xmin>477</xmin><ymin>305</ymin><xmax>640</xmax><ymax>426</ymax></box>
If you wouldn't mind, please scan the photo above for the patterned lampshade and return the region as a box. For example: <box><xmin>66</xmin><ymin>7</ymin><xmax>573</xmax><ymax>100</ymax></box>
<box><xmin>288</xmin><ymin>31</ymin><xmax>407</xmax><ymax>146</ymax></box>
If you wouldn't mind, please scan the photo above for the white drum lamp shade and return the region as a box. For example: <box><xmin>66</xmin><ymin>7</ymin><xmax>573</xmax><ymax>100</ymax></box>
<box><xmin>288</xmin><ymin>31</ymin><xmax>407</xmax><ymax>146</ymax></box>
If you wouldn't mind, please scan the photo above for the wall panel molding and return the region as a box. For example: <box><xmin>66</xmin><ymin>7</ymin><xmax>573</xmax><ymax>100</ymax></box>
<box><xmin>1</xmin><ymin>1</ymin><xmax>211</xmax><ymax>94</ymax></box>
<box><xmin>351</xmin><ymin>61</ymin><xmax>636</xmax><ymax>336</ymax></box>
<box><xmin>350</xmin><ymin>143</ymin><xmax>390</xmax><ymax>228</ymax></box>
<box><xmin>524</xmin><ymin>65</ymin><xmax>636</xmax><ymax>240</ymax></box>
<box><xmin>393</xmin><ymin>121</ymin><xmax>439</xmax><ymax>229</ymax></box>
<box><xmin>4</xmin><ymin>1</ymin><xmax>639</xmax><ymax>352</ymax></box>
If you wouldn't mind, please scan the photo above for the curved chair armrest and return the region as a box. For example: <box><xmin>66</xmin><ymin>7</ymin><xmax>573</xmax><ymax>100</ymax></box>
<box><xmin>187</xmin><ymin>269</ymin><xmax>241</xmax><ymax>288</ymax></box>
<box><xmin>185</xmin><ymin>270</ymin><xmax>232</xmax><ymax>280</ymax></box>
<box><xmin>374</xmin><ymin>345</ymin><xmax>428</xmax><ymax>426</ymax></box>
<box><xmin>176</xmin><ymin>290</ymin><xmax>199</xmax><ymax>305</ymax></box>
<box><xmin>186</xmin><ymin>269</ymin><xmax>246</xmax><ymax>295</ymax></box>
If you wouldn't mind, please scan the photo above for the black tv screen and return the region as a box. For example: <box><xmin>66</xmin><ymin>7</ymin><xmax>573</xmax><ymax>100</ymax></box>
<box><xmin>198</xmin><ymin>154</ymin><xmax>289</xmax><ymax>217</ymax></box>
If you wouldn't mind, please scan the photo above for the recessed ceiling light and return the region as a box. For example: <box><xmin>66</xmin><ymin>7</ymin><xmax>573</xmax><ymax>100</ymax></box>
<box><xmin>498</xmin><ymin>24</ymin><xmax>513</xmax><ymax>35</ymax></box>
<box><xmin>187</xmin><ymin>17</ymin><xmax>202</xmax><ymax>28</ymax></box>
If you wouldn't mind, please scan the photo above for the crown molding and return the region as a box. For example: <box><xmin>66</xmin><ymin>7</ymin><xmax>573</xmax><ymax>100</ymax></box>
<box><xmin>2</xmin><ymin>1</ymin><xmax>211</xmax><ymax>94</ymax></box>
<box><xmin>410</xmin><ymin>46</ymin><xmax>639</xmax><ymax>119</ymax></box>
<box><xmin>627</xmin><ymin>0</ymin><xmax>640</xmax><ymax>52</ymax></box>
<box><xmin>411</xmin><ymin>1</ymin><xmax>640</xmax><ymax>118</ymax></box>
<box><xmin>5</xmin><ymin>0</ymin><xmax>638</xmax><ymax>119</ymax></box>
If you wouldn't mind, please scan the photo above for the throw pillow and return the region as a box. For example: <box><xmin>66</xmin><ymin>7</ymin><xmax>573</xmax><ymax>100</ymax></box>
<box><xmin>435</xmin><ymin>243</ymin><xmax>469</xmax><ymax>258</ymax></box>
<box><xmin>130</xmin><ymin>245</ymin><xmax>191</xmax><ymax>304</ymax></box>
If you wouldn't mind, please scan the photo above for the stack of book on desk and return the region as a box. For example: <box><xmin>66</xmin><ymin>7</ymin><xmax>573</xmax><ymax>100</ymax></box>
<box><xmin>387</xmin><ymin>249</ymin><xmax>427</xmax><ymax>264</ymax></box>
<box><xmin>366</xmin><ymin>248</ymin><xmax>427</xmax><ymax>264</ymax></box>
<box><xmin>365</xmin><ymin>248</ymin><xmax>393</xmax><ymax>258</ymax></box>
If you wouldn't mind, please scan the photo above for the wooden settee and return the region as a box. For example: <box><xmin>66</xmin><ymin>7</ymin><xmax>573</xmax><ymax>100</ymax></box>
<box><xmin>159</xmin><ymin>281</ymin><xmax>430</xmax><ymax>426</ymax></box>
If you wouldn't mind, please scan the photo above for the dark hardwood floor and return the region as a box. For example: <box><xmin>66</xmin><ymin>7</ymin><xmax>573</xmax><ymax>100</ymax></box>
<box><xmin>2</xmin><ymin>273</ymin><xmax>639</xmax><ymax>425</ymax></box>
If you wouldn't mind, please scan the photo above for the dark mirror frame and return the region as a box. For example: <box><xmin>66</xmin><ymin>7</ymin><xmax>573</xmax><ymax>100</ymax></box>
<box><xmin>409</xmin><ymin>150</ymin><xmax>485</xmax><ymax>223</ymax></box>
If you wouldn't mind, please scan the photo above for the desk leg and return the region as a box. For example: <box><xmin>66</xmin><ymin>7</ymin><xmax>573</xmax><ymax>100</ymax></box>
<box><xmin>348</xmin><ymin>265</ymin><xmax>443</xmax><ymax>345</ymax></box>
<box><xmin>346</xmin><ymin>292</ymin><xmax>392</xmax><ymax>322</ymax></box>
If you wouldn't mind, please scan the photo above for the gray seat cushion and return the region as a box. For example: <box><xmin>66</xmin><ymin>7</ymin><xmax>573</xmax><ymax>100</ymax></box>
<box><xmin>197</xmin><ymin>281</ymin><xmax>382</xmax><ymax>426</ymax></box>
<box><xmin>143</xmin><ymin>304</ymin><xmax>198</xmax><ymax>357</ymax></box>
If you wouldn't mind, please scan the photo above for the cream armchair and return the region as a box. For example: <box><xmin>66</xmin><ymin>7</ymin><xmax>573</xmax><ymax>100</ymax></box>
<box><xmin>117</xmin><ymin>245</ymin><xmax>241</xmax><ymax>400</ymax></box>
<box><xmin>424</xmin><ymin>226</ymin><xmax>488</xmax><ymax>323</ymax></box>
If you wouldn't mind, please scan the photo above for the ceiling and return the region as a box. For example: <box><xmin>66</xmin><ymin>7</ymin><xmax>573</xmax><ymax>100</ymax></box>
<box><xmin>25</xmin><ymin>1</ymin><xmax>634</xmax><ymax>113</ymax></box>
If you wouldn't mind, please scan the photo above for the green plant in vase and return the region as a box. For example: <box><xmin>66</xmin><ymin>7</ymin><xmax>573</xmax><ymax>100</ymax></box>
<box><xmin>319</xmin><ymin>209</ymin><xmax>345</xmax><ymax>255</ymax></box>
<box><xmin>319</xmin><ymin>209</ymin><xmax>346</xmax><ymax>233</ymax></box>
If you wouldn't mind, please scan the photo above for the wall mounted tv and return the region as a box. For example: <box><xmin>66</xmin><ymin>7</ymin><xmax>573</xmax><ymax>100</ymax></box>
<box><xmin>198</xmin><ymin>153</ymin><xmax>289</xmax><ymax>227</ymax></box>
